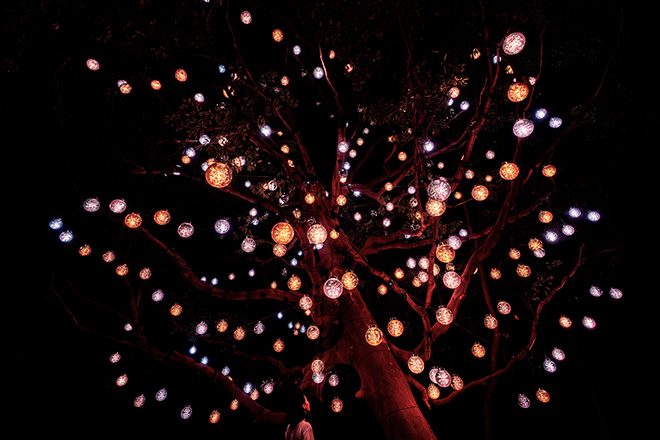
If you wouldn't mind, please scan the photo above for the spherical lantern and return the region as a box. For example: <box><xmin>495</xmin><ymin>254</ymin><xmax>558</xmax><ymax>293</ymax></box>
<box><xmin>538</xmin><ymin>210</ymin><xmax>553</xmax><ymax>223</ymax></box>
<box><xmin>499</xmin><ymin>162</ymin><xmax>520</xmax><ymax>180</ymax></box>
<box><xmin>154</xmin><ymin>210</ymin><xmax>171</xmax><ymax>225</ymax></box>
<box><xmin>217</xmin><ymin>319</ymin><xmax>228</xmax><ymax>332</ymax></box>
<box><xmin>516</xmin><ymin>264</ymin><xmax>531</xmax><ymax>278</ymax></box>
<box><xmin>273</xmin><ymin>243</ymin><xmax>287</xmax><ymax>257</ymax></box>
<box><xmin>116</xmin><ymin>264</ymin><xmax>129</xmax><ymax>276</ymax></box>
<box><xmin>241</xmin><ymin>237</ymin><xmax>257</xmax><ymax>253</ymax></box>
<box><xmin>103</xmin><ymin>251</ymin><xmax>115</xmax><ymax>263</ymax></box>
<box><xmin>435</xmin><ymin>306</ymin><xmax>454</xmax><ymax>325</ymax></box>
<box><xmin>387</xmin><ymin>318</ymin><xmax>404</xmax><ymax>337</ymax></box>
<box><xmin>311</xmin><ymin>358</ymin><xmax>325</xmax><ymax>374</ymax></box>
<box><xmin>427</xmin><ymin>383</ymin><xmax>440</xmax><ymax>400</ymax></box>
<box><xmin>513</xmin><ymin>118</ymin><xmax>534</xmax><ymax>138</ymax></box>
<box><xmin>124</xmin><ymin>212</ymin><xmax>142</xmax><ymax>228</ymax></box>
<box><xmin>177</xmin><ymin>222</ymin><xmax>194</xmax><ymax>238</ymax></box>
<box><xmin>86</xmin><ymin>58</ymin><xmax>100</xmax><ymax>70</ymax></box>
<box><xmin>273</xmin><ymin>338</ymin><xmax>285</xmax><ymax>352</ymax></box>
<box><xmin>307</xmin><ymin>325</ymin><xmax>320</xmax><ymax>340</ymax></box>
<box><xmin>552</xmin><ymin>347</ymin><xmax>565</xmax><ymax>361</ymax></box>
<box><xmin>209</xmin><ymin>409</ymin><xmax>221</xmax><ymax>424</ymax></box>
<box><xmin>78</xmin><ymin>244</ymin><xmax>92</xmax><ymax>256</ymax></box>
<box><xmin>436</xmin><ymin>244</ymin><xmax>455</xmax><ymax>263</ymax></box>
<box><xmin>509</xmin><ymin>248</ymin><xmax>521</xmax><ymax>260</ymax></box>
<box><xmin>174</xmin><ymin>69</ymin><xmax>188</xmax><ymax>82</ymax></box>
<box><xmin>484</xmin><ymin>314</ymin><xmax>498</xmax><ymax>329</ymax></box>
<box><xmin>490</xmin><ymin>268</ymin><xmax>502</xmax><ymax>280</ymax></box>
<box><xmin>502</xmin><ymin>32</ymin><xmax>526</xmax><ymax>55</ymax></box>
<box><xmin>517</xmin><ymin>394</ymin><xmax>531</xmax><ymax>409</ymax></box>
<box><xmin>559</xmin><ymin>315</ymin><xmax>572</xmax><ymax>328</ymax></box>
<box><xmin>542</xmin><ymin>165</ymin><xmax>557</xmax><ymax>177</ymax></box>
<box><xmin>109</xmin><ymin>199</ymin><xmax>127</xmax><ymax>213</ymax></box>
<box><xmin>139</xmin><ymin>268</ymin><xmax>151</xmax><ymax>280</ymax></box>
<box><xmin>170</xmin><ymin>304</ymin><xmax>182</xmax><ymax>316</ymax></box>
<box><xmin>543</xmin><ymin>358</ymin><xmax>557</xmax><ymax>373</ymax></box>
<box><xmin>331</xmin><ymin>397</ymin><xmax>343</xmax><ymax>413</ymax></box>
<box><xmin>472</xmin><ymin>342</ymin><xmax>486</xmax><ymax>358</ymax></box>
<box><xmin>341</xmin><ymin>271</ymin><xmax>359</xmax><ymax>290</ymax></box>
<box><xmin>240</xmin><ymin>10</ymin><xmax>252</xmax><ymax>24</ymax></box>
<box><xmin>287</xmin><ymin>275</ymin><xmax>302</xmax><ymax>291</ymax></box>
<box><xmin>442</xmin><ymin>271</ymin><xmax>461</xmax><ymax>289</ymax></box>
<box><xmin>528</xmin><ymin>237</ymin><xmax>544</xmax><ymax>251</ymax></box>
<box><xmin>299</xmin><ymin>295</ymin><xmax>313</xmax><ymax>311</ymax></box>
<box><xmin>116</xmin><ymin>374</ymin><xmax>128</xmax><ymax>387</ymax></box>
<box><xmin>407</xmin><ymin>354</ymin><xmax>425</xmax><ymax>374</ymax></box>
<box><xmin>323</xmin><ymin>276</ymin><xmax>344</xmax><ymax>299</ymax></box>
<box><xmin>377</xmin><ymin>284</ymin><xmax>388</xmax><ymax>295</ymax></box>
<box><xmin>307</xmin><ymin>223</ymin><xmax>328</xmax><ymax>245</ymax></box>
<box><xmin>312</xmin><ymin>371</ymin><xmax>325</xmax><ymax>384</ymax></box>
<box><xmin>230</xmin><ymin>400</ymin><xmax>239</xmax><ymax>410</ymax></box>
<box><xmin>582</xmin><ymin>316</ymin><xmax>597</xmax><ymax>329</ymax></box>
<box><xmin>428</xmin><ymin>178</ymin><xmax>452</xmax><ymax>201</ymax></box>
<box><xmin>271</xmin><ymin>222</ymin><xmax>295</xmax><ymax>245</ymax></box>
<box><xmin>272</xmin><ymin>29</ymin><xmax>284</xmax><ymax>42</ymax></box>
<box><xmin>365</xmin><ymin>325</ymin><xmax>384</xmax><ymax>346</ymax></box>
<box><xmin>83</xmin><ymin>197</ymin><xmax>100</xmax><ymax>212</ymax></box>
<box><xmin>254</xmin><ymin>321</ymin><xmax>265</xmax><ymax>334</ymax></box>
<box><xmin>336</xmin><ymin>194</ymin><xmax>347</xmax><ymax>206</ymax></box>
<box><xmin>425</xmin><ymin>199</ymin><xmax>446</xmax><ymax>216</ymax></box>
<box><xmin>471</xmin><ymin>185</ymin><xmax>489</xmax><ymax>201</ymax></box>
<box><xmin>328</xmin><ymin>374</ymin><xmax>339</xmax><ymax>387</ymax></box>
<box><xmin>451</xmin><ymin>374</ymin><xmax>464</xmax><ymax>390</ymax></box>
<box><xmin>507</xmin><ymin>82</ymin><xmax>529</xmax><ymax>102</ymax></box>
<box><xmin>497</xmin><ymin>300</ymin><xmax>511</xmax><ymax>315</ymax></box>
<box><xmin>233</xmin><ymin>326</ymin><xmax>246</xmax><ymax>340</ymax></box>
<box><xmin>205</xmin><ymin>161</ymin><xmax>233</xmax><ymax>188</ymax></box>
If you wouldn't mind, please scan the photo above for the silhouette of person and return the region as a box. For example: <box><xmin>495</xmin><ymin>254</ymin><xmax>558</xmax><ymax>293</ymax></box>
<box><xmin>284</xmin><ymin>392</ymin><xmax>314</xmax><ymax>440</ymax></box>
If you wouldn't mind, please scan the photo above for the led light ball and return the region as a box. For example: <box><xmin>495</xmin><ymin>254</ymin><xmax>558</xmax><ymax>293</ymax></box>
<box><xmin>387</xmin><ymin>318</ymin><xmax>404</xmax><ymax>337</ymax></box>
<box><xmin>394</xmin><ymin>268</ymin><xmax>405</xmax><ymax>279</ymax></box>
<box><xmin>365</xmin><ymin>325</ymin><xmax>384</xmax><ymax>346</ymax></box>
<box><xmin>177</xmin><ymin>222</ymin><xmax>194</xmax><ymax>238</ymax></box>
<box><xmin>502</xmin><ymin>32</ymin><xmax>526</xmax><ymax>55</ymax></box>
<box><xmin>124</xmin><ymin>213</ymin><xmax>142</xmax><ymax>228</ymax></box>
<box><xmin>471</xmin><ymin>185</ymin><xmax>489</xmax><ymax>201</ymax></box>
<box><xmin>490</xmin><ymin>268</ymin><xmax>502</xmax><ymax>279</ymax></box>
<box><xmin>139</xmin><ymin>268</ymin><xmax>151</xmax><ymax>280</ymax></box>
<box><xmin>273</xmin><ymin>243</ymin><xmax>287</xmax><ymax>256</ymax></box>
<box><xmin>170</xmin><ymin>304</ymin><xmax>182</xmax><ymax>316</ymax></box>
<box><xmin>271</xmin><ymin>338</ymin><xmax>285</xmax><ymax>353</ymax></box>
<box><xmin>497</xmin><ymin>300</ymin><xmax>511</xmax><ymax>315</ymax></box>
<box><xmin>299</xmin><ymin>295</ymin><xmax>313</xmax><ymax>311</ymax></box>
<box><xmin>509</xmin><ymin>248</ymin><xmax>521</xmax><ymax>260</ymax></box>
<box><xmin>425</xmin><ymin>199</ymin><xmax>446</xmax><ymax>216</ymax></box>
<box><xmin>442</xmin><ymin>271</ymin><xmax>462</xmax><ymax>289</ymax></box>
<box><xmin>254</xmin><ymin>321</ymin><xmax>265</xmax><ymax>335</ymax></box>
<box><xmin>307</xmin><ymin>223</ymin><xmax>328</xmax><ymax>245</ymax></box>
<box><xmin>102</xmin><ymin>251</ymin><xmax>115</xmax><ymax>263</ymax></box>
<box><xmin>507</xmin><ymin>82</ymin><xmax>529</xmax><ymax>102</ymax></box>
<box><xmin>205</xmin><ymin>161</ymin><xmax>233</xmax><ymax>188</ymax></box>
<box><xmin>307</xmin><ymin>325</ymin><xmax>320</xmax><ymax>340</ymax></box>
<box><xmin>610</xmin><ymin>288</ymin><xmax>623</xmax><ymax>299</ymax></box>
<box><xmin>323</xmin><ymin>276</ymin><xmax>344</xmax><ymax>299</ymax></box>
<box><xmin>543</xmin><ymin>358</ymin><xmax>557</xmax><ymax>373</ymax></box>
<box><xmin>512</xmin><ymin>119</ymin><xmax>534</xmax><ymax>138</ymax></box>
<box><xmin>240</xmin><ymin>10</ymin><xmax>252</xmax><ymax>24</ymax></box>
<box><xmin>331</xmin><ymin>397</ymin><xmax>343</xmax><ymax>413</ymax></box>
<box><xmin>528</xmin><ymin>238</ymin><xmax>544</xmax><ymax>251</ymax></box>
<box><xmin>109</xmin><ymin>199</ymin><xmax>126</xmax><ymax>213</ymax></box>
<box><xmin>154</xmin><ymin>210</ymin><xmax>171</xmax><ymax>225</ymax></box>
<box><xmin>428</xmin><ymin>178</ymin><xmax>451</xmax><ymax>201</ymax></box>
<box><xmin>435</xmin><ymin>306</ymin><xmax>454</xmax><ymax>325</ymax></box>
<box><xmin>116</xmin><ymin>264</ymin><xmax>129</xmax><ymax>276</ymax></box>
<box><xmin>174</xmin><ymin>69</ymin><xmax>188</xmax><ymax>82</ymax></box>
<box><xmin>484</xmin><ymin>314</ymin><xmax>498</xmax><ymax>329</ymax></box>
<box><xmin>538</xmin><ymin>210</ymin><xmax>553</xmax><ymax>223</ymax></box>
<box><xmin>209</xmin><ymin>409</ymin><xmax>221</xmax><ymax>423</ymax></box>
<box><xmin>427</xmin><ymin>383</ymin><xmax>440</xmax><ymax>399</ymax></box>
<box><xmin>559</xmin><ymin>315</ymin><xmax>572</xmax><ymax>328</ymax></box>
<box><xmin>542</xmin><ymin>165</ymin><xmax>557</xmax><ymax>177</ymax></box>
<box><xmin>517</xmin><ymin>394</ymin><xmax>531</xmax><ymax>408</ymax></box>
<box><xmin>311</xmin><ymin>358</ymin><xmax>325</xmax><ymax>374</ymax></box>
<box><xmin>407</xmin><ymin>354</ymin><xmax>425</xmax><ymax>374</ymax></box>
<box><xmin>516</xmin><ymin>264</ymin><xmax>531</xmax><ymax>278</ymax></box>
<box><xmin>241</xmin><ymin>237</ymin><xmax>257</xmax><ymax>253</ymax></box>
<box><xmin>436</xmin><ymin>244</ymin><xmax>455</xmax><ymax>263</ymax></box>
<box><xmin>234</xmin><ymin>326</ymin><xmax>246</xmax><ymax>340</ymax></box>
<box><xmin>341</xmin><ymin>271</ymin><xmax>359</xmax><ymax>290</ymax></box>
<box><xmin>451</xmin><ymin>375</ymin><xmax>464</xmax><ymax>390</ymax></box>
<box><xmin>86</xmin><ymin>58</ymin><xmax>100</xmax><ymax>70</ymax></box>
<box><xmin>215</xmin><ymin>218</ymin><xmax>230</xmax><ymax>234</ymax></box>
<box><xmin>472</xmin><ymin>342</ymin><xmax>486</xmax><ymax>358</ymax></box>
<box><xmin>582</xmin><ymin>316</ymin><xmax>597</xmax><ymax>329</ymax></box>
<box><xmin>217</xmin><ymin>319</ymin><xmax>228</xmax><ymax>332</ymax></box>
<box><xmin>552</xmin><ymin>347</ymin><xmax>566</xmax><ymax>361</ymax></box>
<box><xmin>271</xmin><ymin>222</ymin><xmax>295</xmax><ymax>245</ymax></box>
<box><xmin>499</xmin><ymin>162</ymin><xmax>520</xmax><ymax>180</ymax></box>
<box><xmin>150</xmin><ymin>80</ymin><xmax>162</xmax><ymax>90</ymax></box>
<box><xmin>83</xmin><ymin>198</ymin><xmax>101</xmax><ymax>212</ymax></box>
<box><xmin>536</xmin><ymin>389</ymin><xmax>550</xmax><ymax>403</ymax></box>
<box><xmin>377</xmin><ymin>284</ymin><xmax>388</xmax><ymax>295</ymax></box>
<box><xmin>230</xmin><ymin>400</ymin><xmax>239</xmax><ymax>410</ymax></box>
<box><xmin>272</xmin><ymin>29</ymin><xmax>284</xmax><ymax>42</ymax></box>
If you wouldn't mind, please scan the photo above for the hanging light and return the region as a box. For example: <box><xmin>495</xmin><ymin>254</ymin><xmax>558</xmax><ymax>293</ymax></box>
<box><xmin>499</xmin><ymin>162</ymin><xmax>520</xmax><ymax>180</ymax></box>
<box><xmin>472</xmin><ymin>342</ymin><xmax>486</xmax><ymax>358</ymax></box>
<box><xmin>387</xmin><ymin>318</ymin><xmax>404</xmax><ymax>337</ymax></box>
<box><xmin>436</xmin><ymin>306</ymin><xmax>454</xmax><ymax>325</ymax></box>
<box><xmin>205</xmin><ymin>161</ymin><xmax>233</xmax><ymax>188</ymax></box>
<box><xmin>307</xmin><ymin>223</ymin><xmax>328</xmax><ymax>245</ymax></box>
<box><xmin>323</xmin><ymin>276</ymin><xmax>344</xmax><ymax>299</ymax></box>
<box><xmin>502</xmin><ymin>32</ymin><xmax>526</xmax><ymax>55</ymax></box>
<box><xmin>365</xmin><ymin>325</ymin><xmax>384</xmax><ymax>346</ymax></box>
<box><xmin>407</xmin><ymin>354</ymin><xmax>425</xmax><ymax>374</ymax></box>
<box><xmin>341</xmin><ymin>271</ymin><xmax>359</xmax><ymax>290</ymax></box>
<box><xmin>271</xmin><ymin>222</ymin><xmax>295</xmax><ymax>245</ymax></box>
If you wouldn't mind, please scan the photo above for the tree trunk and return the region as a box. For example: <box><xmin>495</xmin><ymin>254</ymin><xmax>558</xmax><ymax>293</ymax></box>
<box><xmin>338</xmin><ymin>290</ymin><xmax>437</xmax><ymax>440</ymax></box>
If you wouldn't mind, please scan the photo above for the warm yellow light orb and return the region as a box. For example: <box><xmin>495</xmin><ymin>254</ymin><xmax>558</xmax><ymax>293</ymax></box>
<box><xmin>365</xmin><ymin>325</ymin><xmax>384</xmax><ymax>346</ymax></box>
<box><xmin>516</xmin><ymin>264</ymin><xmax>531</xmax><ymax>277</ymax></box>
<box><xmin>507</xmin><ymin>82</ymin><xmax>529</xmax><ymax>102</ymax></box>
<box><xmin>408</xmin><ymin>354</ymin><xmax>425</xmax><ymax>374</ymax></box>
<box><xmin>271</xmin><ymin>222</ymin><xmax>295</xmax><ymax>245</ymax></box>
<box><xmin>472</xmin><ymin>342</ymin><xmax>486</xmax><ymax>358</ymax></box>
<box><xmin>394</xmin><ymin>268</ymin><xmax>405</xmax><ymax>279</ymax></box>
<box><xmin>436</xmin><ymin>244</ymin><xmax>455</xmax><ymax>263</ymax></box>
<box><xmin>509</xmin><ymin>248</ymin><xmax>521</xmax><ymax>260</ymax></box>
<box><xmin>490</xmin><ymin>268</ymin><xmax>502</xmax><ymax>279</ymax></box>
<box><xmin>542</xmin><ymin>164</ymin><xmax>557</xmax><ymax>177</ymax></box>
<box><xmin>287</xmin><ymin>275</ymin><xmax>302</xmax><ymax>291</ymax></box>
<box><xmin>471</xmin><ymin>185</ymin><xmax>489</xmax><ymax>201</ymax></box>
<box><xmin>174</xmin><ymin>69</ymin><xmax>188</xmax><ymax>82</ymax></box>
<box><xmin>234</xmin><ymin>327</ymin><xmax>246</xmax><ymax>340</ymax></box>
<box><xmin>536</xmin><ymin>389</ymin><xmax>550</xmax><ymax>403</ymax></box>
<box><xmin>336</xmin><ymin>194</ymin><xmax>347</xmax><ymax>206</ymax></box>
<box><xmin>217</xmin><ymin>319</ymin><xmax>228</xmax><ymax>332</ymax></box>
<box><xmin>154</xmin><ymin>210</ymin><xmax>171</xmax><ymax>225</ymax></box>
<box><xmin>124</xmin><ymin>212</ymin><xmax>142</xmax><ymax>228</ymax></box>
<box><xmin>78</xmin><ymin>244</ymin><xmax>92</xmax><ymax>256</ymax></box>
<box><xmin>426</xmin><ymin>199</ymin><xmax>446</xmax><ymax>216</ymax></box>
<box><xmin>398</xmin><ymin>151</ymin><xmax>407</xmax><ymax>161</ymax></box>
<box><xmin>304</xmin><ymin>193</ymin><xmax>316</xmax><ymax>204</ymax></box>
<box><xmin>559</xmin><ymin>315</ymin><xmax>572</xmax><ymax>328</ymax></box>
<box><xmin>484</xmin><ymin>314</ymin><xmax>498</xmax><ymax>329</ymax></box>
<box><xmin>205</xmin><ymin>162</ymin><xmax>232</xmax><ymax>188</ymax></box>
<box><xmin>499</xmin><ymin>162</ymin><xmax>520</xmax><ymax>180</ymax></box>
<box><xmin>307</xmin><ymin>223</ymin><xmax>328</xmax><ymax>245</ymax></box>
<box><xmin>150</xmin><ymin>80</ymin><xmax>162</xmax><ymax>90</ymax></box>
<box><xmin>538</xmin><ymin>210</ymin><xmax>553</xmax><ymax>223</ymax></box>
<box><xmin>427</xmin><ymin>383</ymin><xmax>440</xmax><ymax>399</ymax></box>
<box><xmin>387</xmin><ymin>318</ymin><xmax>404</xmax><ymax>337</ymax></box>
<box><xmin>272</xmin><ymin>29</ymin><xmax>284</xmax><ymax>42</ymax></box>
<box><xmin>341</xmin><ymin>271</ymin><xmax>359</xmax><ymax>290</ymax></box>
<box><xmin>377</xmin><ymin>284</ymin><xmax>388</xmax><ymax>295</ymax></box>
<box><xmin>273</xmin><ymin>243</ymin><xmax>287</xmax><ymax>257</ymax></box>
<box><xmin>116</xmin><ymin>264</ymin><xmax>129</xmax><ymax>276</ymax></box>
<box><xmin>436</xmin><ymin>306</ymin><xmax>454</xmax><ymax>325</ymax></box>
<box><xmin>299</xmin><ymin>295</ymin><xmax>313</xmax><ymax>311</ymax></box>
<box><xmin>170</xmin><ymin>304</ymin><xmax>182</xmax><ymax>316</ymax></box>
<box><xmin>528</xmin><ymin>238</ymin><xmax>544</xmax><ymax>251</ymax></box>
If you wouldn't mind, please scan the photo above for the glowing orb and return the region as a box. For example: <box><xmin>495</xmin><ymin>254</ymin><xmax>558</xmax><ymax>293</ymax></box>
<box><xmin>502</xmin><ymin>32</ymin><xmax>526</xmax><ymax>55</ymax></box>
<box><xmin>513</xmin><ymin>119</ymin><xmax>534</xmax><ymax>138</ymax></box>
<box><xmin>436</xmin><ymin>306</ymin><xmax>454</xmax><ymax>325</ymax></box>
<box><xmin>205</xmin><ymin>162</ymin><xmax>232</xmax><ymax>188</ymax></box>
<box><xmin>323</xmin><ymin>276</ymin><xmax>344</xmax><ymax>299</ymax></box>
<box><xmin>365</xmin><ymin>325</ymin><xmax>384</xmax><ymax>346</ymax></box>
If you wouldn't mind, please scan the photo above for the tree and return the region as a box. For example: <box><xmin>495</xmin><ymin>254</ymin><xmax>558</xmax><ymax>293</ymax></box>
<box><xmin>18</xmin><ymin>0</ymin><xmax>644</xmax><ymax>438</ymax></box>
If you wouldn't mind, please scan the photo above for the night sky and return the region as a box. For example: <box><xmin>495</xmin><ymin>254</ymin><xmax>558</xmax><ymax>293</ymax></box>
<box><xmin>10</xmin><ymin>1</ymin><xmax>653</xmax><ymax>438</ymax></box>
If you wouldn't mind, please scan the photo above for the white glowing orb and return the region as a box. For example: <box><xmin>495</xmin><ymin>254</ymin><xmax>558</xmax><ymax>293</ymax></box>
<box><xmin>215</xmin><ymin>218</ymin><xmax>231</xmax><ymax>234</ymax></box>
<box><xmin>512</xmin><ymin>118</ymin><xmax>534</xmax><ymax>138</ymax></box>
<box><xmin>49</xmin><ymin>218</ymin><xmax>63</xmax><ymax>230</ymax></box>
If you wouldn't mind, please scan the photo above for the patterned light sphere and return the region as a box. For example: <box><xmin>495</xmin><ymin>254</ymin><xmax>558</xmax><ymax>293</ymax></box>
<box><xmin>234</xmin><ymin>326</ymin><xmax>246</xmax><ymax>340</ymax></box>
<box><xmin>209</xmin><ymin>409</ymin><xmax>221</xmax><ymax>424</ymax></box>
<box><xmin>102</xmin><ymin>251</ymin><xmax>115</xmax><ymax>262</ymax></box>
<box><xmin>205</xmin><ymin>161</ymin><xmax>233</xmax><ymax>188</ymax></box>
<box><xmin>536</xmin><ymin>389</ymin><xmax>550</xmax><ymax>403</ymax></box>
<box><xmin>609</xmin><ymin>287</ymin><xmax>623</xmax><ymax>299</ymax></box>
<box><xmin>507</xmin><ymin>82</ymin><xmax>529</xmax><ymax>102</ymax></box>
<box><xmin>174</xmin><ymin>68</ymin><xmax>187</xmax><ymax>82</ymax></box>
<box><xmin>408</xmin><ymin>354</ymin><xmax>425</xmax><ymax>374</ymax></box>
<box><xmin>425</xmin><ymin>199</ymin><xmax>446</xmax><ymax>216</ymax></box>
<box><xmin>509</xmin><ymin>248</ymin><xmax>521</xmax><ymax>260</ymax></box>
<box><xmin>435</xmin><ymin>368</ymin><xmax>451</xmax><ymax>388</ymax></box>
<box><xmin>499</xmin><ymin>162</ymin><xmax>520</xmax><ymax>180</ymax></box>
<box><xmin>471</xmin><ymin>185</ymin><xmax>489</xmax><ymax>201</ymax></box>
<box><xmin>559</xmin><ymin>315</ymin><xmax>572</xmax><ymax>328</ymax></box>
<box><xmin>528</xmin><ymin>237</ymin><xmax>544</xmax><ymax>251</ymax></box>
<box><xmin>299</xmin><ymin>295</ymin><xmax>313</xmax><ymax>311</ymax></box>
<box><xmin>451</xmin><ymin>374</ymin><xmax>464</xmax><ymax>390</ymax></box>
<box><xmin>543</xmin><ymin>358</ymin><xmax>557</xmax><ymax>373</ymax></box>
<box><xmin>170</xmin><ymin>304</ymin><xmax>182</xmax><ymax>316</ymax></box>
<box><xmin>542</xmin><ymin>164</ymin><xmax>557</xmax><ymax>177</ymax></box>
<box><xmin>240</xmin><ymin>10</ymin><xmax>252</xmax><ymax>24</ymax></box>
<box><xmin>86</xmin><ymin>58</ymin><xmax>100</xmax><ymax>70</ymax></box>
<box><xmin>272</xmin><ymin>29</ymin><xmax>284</xmax><ymax>42</ymax></box>
<box><xmin>288</xmin><ymin>275</ymin><xmax>302</xmax><ymax>291</ymax></box>
<box><xmin>341</xmin><ymin>271</ymin><xmax>359</xmax><ymax>290</ymax></box>
<box><xmin>124</xmin><ymin>212</ymin><xmax>142</xmax><ymax>228</ymax></box>
<box><xmin>109</xmin><ymin>199</ymin><xmax>127</xmax><ymax>213</ymax></box>
<box><xmin>155</xmin><ymin>388</ymin><xmax>167</xmax><ymax>401</ymax></box>
<box><xmin>472</xmin><ymin>342</ymin><xmax>486</xmax><ymax>358</ymax></box>
<box><xmin>271</xmin><ymin>222</ymin><xmax>295</xmax><ymax>245</ymax></box>
<box><xmin>177</xmin><ymin>222</ymin><xmax>195</xmax><ymax>238</ymax></box>
<box><xmin>254</xmin><ymin>321</ymin><xmax>265</xmax><ymax>334</ymax></box>
<box><xmin>582</xmin><ymin>316</ymin><xmax>597</xmax><ymax>329</ymax></box>
<box><xmin>387</xmin><ymin>318</ymin><xmax>404</xmax><ymax>337</ymax></box>
<box><xmin>323</xmin><ymin>276</ymin><xmax>344</xmax><ymax>299</ymax></box>
<box><xmin>427</xmin><ymin>383</ymin><xmax>440</xmax><ymax>400</ymax></box>
<box><xmin>311</xmin><ymin>358</ymin><xmax>325</xmax><ymax>374</ymax></box>
<box><xmin>307</xmin><ymin>223</ymin><xmax>328</xmax><ymax>245</ymax></box>
<box><xmin>517</xmin><ymin>394</ymin><xmax>531</xmax><ymax>409</ymax></box>
<box><xmin>214</xmin><ymin>218</ymin><xmax>230</xmax><ymax>234</ymax></box>
<box><xmin>490</xmin><ymin>268</ymin><xmax>502</xmax><ymax>279</ymax></box>
<box><xmin>497</xmin><ymin>300</ymin><xmax>511</xmax><ymax>314</ymax></box>
<box><xmin>49</xmin><ymin>218</ymin><xmax>63</xmax><ymax>230</ymax></box>
<box><xmin>116</xmin><ymin>264</ymin><xmax>129</xmax><ymax>276</ymax></box>
<box><xmin>116</xmin><ymin>374</ymin><xmax>128</xmax><ymax>387</ymax></box>
<box><xmin>552</xmin><ymin>347</ymin><xmax>566</xmax><ymax>361</ymax></box>
<box><xmin>328</xmin><ymin>373</ymin><xmax>339</xmax><ymax>387</ymax></box>
<box><xmin>307</xmin><ymin>325</ymin><xmax>320</xmax><ymax>340</ymax></box>
<box><xmin>435</xmin><ymin>244</ymin><xmax>455</xmax><ymax>263</ymax></box>
<box><xmin>331</xmin><ymin>397</ymin><xmax>343</xmax><ymax>413</ymax></box>
<box><xmin>78</xmin><ymin>244</ymin><xmax>92</xmax><ymax>256</ymax></box>
<box><xmin>139</xmin><ymin>267</ymin><xmax>151</xmax><ymax>280</ymax></box>
<box><xmin>516</xmin><ymin>264</ymin><xmax>531</xmax><ymax>278</ymax></box>
<box><xmin>273</xmin><ymin>338</ymin><xmax>285</xmax><ymax>352</ymax></box>
<box><xmin>151</xmin><ymin>289</ymin><xmax>164</xmax><ymax>302</ymax></box>
<box><xmin>365</xmin><ymin>325</ymin><xmax>384</xmax><ymax>346</ymax></box>
<box><xmin>83</xmin><ymin>198</ymin><xmax>101</xmax><ymax>212</ymax></box>
<box><xmin>154</xmin><ymin>210</ymin><xmax>171</xmax><ymax>225</ymax></box>
<box><xmin>538</xmin><ymin>210</ymin><xmax>553</xmax><ymax>223</ymax></box>
<box><xmin>230</xmin><ymin>400</ymin><xmax>239</xmax><ymax>410</ymax></box>
<box><xmin>241</xmin><ymin>236</ymin><xmax>256</xmax><ymax>252</ymax></box>
<box><xmin>484</xmin><ymin>314</ymin><xmax>498</xmax><ymax>329</ymax></box>
<box><xmin>436</xmin><ymin>306</ymin><xmax>454</xmax><ymax>325</ymax></box>
<box><xmin>377</xmin><ymin>284</ymin><xmax>388</xmax><ymax>295</ymax></box>
<box><xmin>273</xmin><ymin>243</ymin><xmax>287</xmax><ymax>257</ymax></box>
<box><xmin>502</xmin><ymin>32</ymin><xmax>526</xmax><ymax>55</ymax></box>
<box><xmin>513</xmin><ymin>118</ymin><xmax>534</xmax><ymax>138</ymax></box>
<box><xmin>442</xmin><ymin>271</ymin><xmax>462</xmax><ymax>289</ymax></box>
<box><xmin>262</xmin><ymin>380</ymin><xmax>274</xmax><ymax>394</ymax></box>
<box><xmin>312</xmin><ymin>371</ymin><xmax>325</xmax><ymax>384</ymax></box>
<box><xmin>217</xmin><ymin>319</ymin><xmax>228</xmax><ymax>332</ymax></box>
<box><xmin>428</xmin><ymin>178</ymin><xmax>452</xmax><ymax>201</ymax></box>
